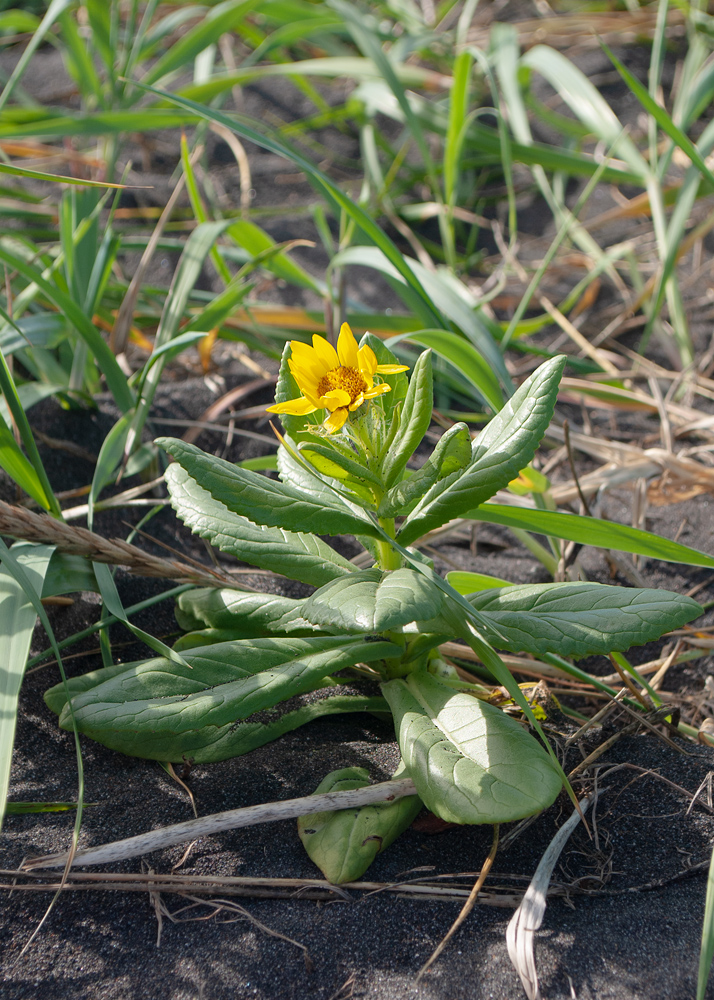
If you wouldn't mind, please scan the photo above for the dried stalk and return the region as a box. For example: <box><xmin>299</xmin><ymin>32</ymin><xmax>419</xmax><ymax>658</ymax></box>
<box><xmin>0</xmin><ymin>498</ymin><xmax>240</xmax><ymax>590</ymax></box>
<box><xmin>23</xmin><ymin>778</ymin><xmax>418</xmax><ymax>870</ymax></box>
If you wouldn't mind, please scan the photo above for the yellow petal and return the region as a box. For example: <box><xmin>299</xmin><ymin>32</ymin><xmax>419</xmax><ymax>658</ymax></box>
<box><xmin>320</xmin><ymin>388</ymin><xmax>351</xmax><ymax>410</ymax></box>
<box><xmin>289</xmin><ymin>343</ymin><xmax>325</xmax><ymax>381</ymax></box>
<box><xmin>288</xmin><ymin>360</ymin><xmax>320</xmax><ymax>392</ymax></box>
<box><xmin>324</xmin><ymin>407</ymin><xmax>348</xmax><ymax>433</ymax></box>
<box><xmin>311</xmin><ymin>334</ymin><xmax>339</xmax><ymax>371</ymax></box>
<box><xmin>363</xmin><ymin>382</ymin><xmax>392</xmax><ymax>399</ymax></box>
<box><xmin>358</xmin><ymin>344</ymin><xmax>378</xmax><ymax>377</ymax></box>
<box><xmin>375</xmin><ymin>363</ymin><xmax>409</xmax><ymax>374</ymax></box>
<box><xmin>348</xmin><ymin>392</ymin><xmax>365</xmax><ymax>411</ymax></box>
<box><xmin>337</xmin><ymin>323</ymin><xmax>359</xmax><ymax>368</ymax></box>
<box><xmin>267</xmin><ymin>395</ymin><xmax>319</xmax><ymax>415</ymax></box>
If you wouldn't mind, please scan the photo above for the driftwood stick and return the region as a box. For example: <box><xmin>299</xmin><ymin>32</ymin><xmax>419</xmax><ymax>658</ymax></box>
<box><xmin>0</xmin><ymin>498</ymin><xmax>239</xmax><ymax>589</ymax></box>
<box><xmin>23</xmin><ymin>778</ymin><xmax>418</xmax><ymax>870</ymax></box>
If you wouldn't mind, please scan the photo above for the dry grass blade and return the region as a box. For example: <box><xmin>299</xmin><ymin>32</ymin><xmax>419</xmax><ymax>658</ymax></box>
<box><xmin>0</xmin><ymin>499</ymin><xmax>241</xmax><ymax>590</ymax></box>
<box><xmin>506</xmin><ymin>793</ymin><xmax>596</xmax><ymax>1000</ymax></box>
<box><xmin>466</xmin><ymin>8</ymin><xmax>685</xmax><ymax>52</ymax></box>
<box><xmin>416</xmin><ymin>824</ymin><xmax>499</xmax><ymax>982</ymax></box>
<box><xmin>110</xmin><ymin>161</ymin><xmax>192</xmax><ymax>356</ymax></box>
<box><xmin>23</xmin><ymin>779</ymin><xmax>418</xmax><ymax>870</ymax></box>
<box><xmin>0</xmin><ymin>869</ymin><xmax>521</xmax><ymax>906</ymax></box>
<box><xmin>156</xmin><ymin>892</ymin><xmax>313</xmax><ymax>967</ymax></box>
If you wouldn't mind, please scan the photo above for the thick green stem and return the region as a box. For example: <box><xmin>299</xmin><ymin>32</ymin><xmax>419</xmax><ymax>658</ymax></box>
<box><xmin>376</xmin><ymin>517</ymin><xmax>402</xmax><ymax>570</ymax></box>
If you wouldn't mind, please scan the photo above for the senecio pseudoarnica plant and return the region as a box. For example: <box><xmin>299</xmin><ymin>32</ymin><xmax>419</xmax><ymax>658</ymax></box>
<box><xmin>46</xmin><ymin>326</ymin><xmax>701</xmax><ymax>884</ymax></box>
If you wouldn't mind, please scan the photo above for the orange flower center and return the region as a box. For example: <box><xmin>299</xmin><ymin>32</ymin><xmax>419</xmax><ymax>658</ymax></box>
<box><xmin>317</xmin><ymin>365</ymin><xmax>367</xmax><ymax>403</ymax></box>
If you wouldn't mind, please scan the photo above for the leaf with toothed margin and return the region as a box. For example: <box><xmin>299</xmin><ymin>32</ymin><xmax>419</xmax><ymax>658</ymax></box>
<box><xmin>467</xmin><ymin>582</ymin><xmax>702</xmax><ymax>658</ymax></box>
<box><xmin>164</xmin><ymin>461</ymin><xmax>356</xmax><ymax>588</ymax></box>
<box><xmin>158</xmin><ymin>437</ymin><xmax>381</xmax><ymax>538</ymax></box>
<box><xmin>397</xmin><ymin>356</ymin><xmax>565</xmax><ymax>545</ymax></box>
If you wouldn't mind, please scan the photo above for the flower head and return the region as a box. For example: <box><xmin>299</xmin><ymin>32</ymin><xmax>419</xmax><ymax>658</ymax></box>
<box><xmin>267</xmin><ymin>323</ymin><xmax>409</xmax><ymax>433</ymax></box>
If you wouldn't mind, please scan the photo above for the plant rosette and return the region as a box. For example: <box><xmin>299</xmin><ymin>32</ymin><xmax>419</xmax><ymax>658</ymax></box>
<box><xmin>45</xmin><ymin>326</ymin><xmax>702</xmax><ymax>884</ymax></box>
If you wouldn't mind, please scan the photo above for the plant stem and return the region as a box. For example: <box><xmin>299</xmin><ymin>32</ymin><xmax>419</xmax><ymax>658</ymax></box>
<box><xmin>376</xmin><ymin>517</ymin><xmax>401</xmax><ymax>570</ymax></box>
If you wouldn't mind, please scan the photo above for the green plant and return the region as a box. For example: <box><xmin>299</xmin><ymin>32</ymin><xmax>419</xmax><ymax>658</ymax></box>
<box><xmin>45</xmin><ymin>330</ymin><xmax>702</xmax><ymax>883</ymax></box>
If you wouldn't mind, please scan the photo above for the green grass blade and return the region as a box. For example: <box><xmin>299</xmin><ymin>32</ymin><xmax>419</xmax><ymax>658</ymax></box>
<box><xmin>126</xmin><ymin>219</ymin><xmax>234</xmax><ymax>459</ymax></box>
<box><xmin>601</xmin><ymin>39</ymin><xmax>714</xmax><ymax>192</ymax></box>
<box><xmin>5</xmin><ymin>801</ymin><xmax>82</xmax><ymax>815</ymax></box>
<box><xmin>0</xmin><ymin>245</ymin><xmax>134</xmax><ymax>412</ymax></box>
<box><xmin>141</xmin><ymin>0</ymin><xmax>262</xmax><ymax>86</ymax></box>
<box><xmin>521</xmin><ymin>45</ymin><xmax>648</xmax><ymax>179</ymax></box>
<box><xmin>180</xmin><ymin>132</ymin><xmax>232</xmax><ymax>286</ymax></box>
<box><xmin>0</xmin><ymin>334</ymin><xmax>60</xmax><ymax>516</ymax></box>
<box><xmin>388</xmin><ymin>328</ymin><xmax>503</xmax><ymax>411</ymax></box>
<box><xmin>698</xmin><ymin>845</ymin><xmax>714</xmax><ymax>1000</ymax></box>
<box><xmin>471</xmin><ymin>504</ymin><xmax>714</xmax><ymax>568</ymax></box>
<box><xmin>0</xmin><ymin>0</ymin><xmax>75</xmax><ymax>114</ymax></box>
<box><xmin>0</xmin><ymin>544</ymin><xmax>55</xmax><ymax>831</ymax></box>
<box><xmin>126</xmin><ymin>80</ymin><xmax>444</xmax><ymax>328</ymax></box>
<box><xmin>0</xmin><ymin>162</ymin><xmax>129</xmax><ymax>188</ymax></box>
<box><xmin>329</xmin><ymin>0</ymin><xmax>439</xmax><ymax>196</ymax></box>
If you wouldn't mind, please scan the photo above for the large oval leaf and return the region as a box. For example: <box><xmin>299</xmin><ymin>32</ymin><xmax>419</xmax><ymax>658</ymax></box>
<box><xmin>381</xmin><ymin>672</ymin><xmax>562</xmax><ymax>824</ymax></box>
<box><xmin>298</xmin><ymin>764</ymin><xmax>422</xmax><ymax>884</ymax></box>
<box><xmin>47</xmin><ymin>636</ymin><xmax>399</xmax><ymax>762</ymax></box>
<box><xmin>469</xmin><ymin>582</ymin><xmax>702</xmax><ymax>658</ymax></box>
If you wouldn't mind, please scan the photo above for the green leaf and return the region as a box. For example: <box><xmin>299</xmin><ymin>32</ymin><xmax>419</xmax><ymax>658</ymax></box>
<box><xmin>175</xmin><ymin>587</ymin><xmax>332</xmax><ymax>637</ymax></box>
<box><xmin>227</xmin><ymin>219</ymin><xmax>322</xmax><ymax>293</ymax></box>
<box><xmin>391</xmin><ymin>328</ymin><xmax>504</xmax><ymax>412</ymax></box>
<box><xmin>47</xmin><ymin>634</ymin><xmax>395</xmax><ymax>763</ymax></box>
<box><xmin>0</xmin><ymin>543</ymin><xmax>55</xmax><ymax>832</ymax></box>
<box><xmin>360</xmin><ymin>332</ymin><xmax>409</xmax><ymax>425</ymax></box>
<box><xmin>0</xmin><ymin>340</ymin><xmax>59</xmax><ymax>514</ymax></box>
<box><xmin>398</xmin><ymin>356</ymin><xmax>565</xmax><ymax>545</ymax></box>
<box><xmin>378</xmin><ymin>423</ymin><xmax>471</xmax><ymax>518</ymax></box>
<box><xmin>0</xmin><ymin>161</ymin><xmax>128</xmax><ymax>189</ymax></box>
<box><xmin>158</xmin><ymin>437</ymin><xmax>380</xmax><ymax>538</ymax></box>
<box><xmin>297</xmin><ymin>763</ymin><xmax>422</xmax><ymax>884</ymax></box>
<box><xmin>382</xmin><ymin>349</ymin><xmax>433</xmax><ymax>489</ymax></box>
<box><xmin>698</xmin><ymin>845</ymin><xmax>714</xmax><ymax>1000</ymax></box>
<box><xmin>470</xmin><ymin>504</ymin><xmax>714</xmax><ymax>569</ymax></box>
<box><xmin>0</xmin><ymin>410</ymin><xmax>54</xmax><ymax>510</ymax></box>
<box><xmin>53</xmin><ymin>634</ymin><xmax>394</xmax><ymax>728</ymax></box>
<box><xmin>37</xmin><ymin>549</ymin><xmax>98</xmax><ymax>597</ymax></box>
<box><xmin>446</xmin><ymin>571</ymin><xmax>513</xmax><ymax>593</ymax></box>
<box><xmin>4</xmin><ymin>801</ymin><xmax>81</xmax><ymax>815</ymax></box>
<box><xmin>142</xmin><ymin>0</ymin><xmax>262</xmax><ymax>85</ymax></box>
<box><xmin>299</xmin><ymin>442</ymin><xmax>382</xmax><ymax>489</ymax></box>
<box><xmin>381</xmin><ymin>671</ymin><xmax>562</xmax><ymax>824</ymax></box>
<box><xmin>468</xmin><ymin>582</ymin><xmax>702</xmax><ymax>658</ymax></box>
<box><xmin>164</xmin><ymin>463</ymin><xmax>355</xmax><ymax>587</ymax></box>
<box><xmin>301</xmin><ymin>568</ymin><xmax>444</xmax><ymax>633</ymax></box>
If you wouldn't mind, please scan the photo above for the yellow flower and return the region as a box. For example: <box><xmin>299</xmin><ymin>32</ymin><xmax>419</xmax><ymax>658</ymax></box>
<box><xmin>267</xmin><ymin>323</ymin><xmax>409</xmax><ymax>433</ymax></box>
